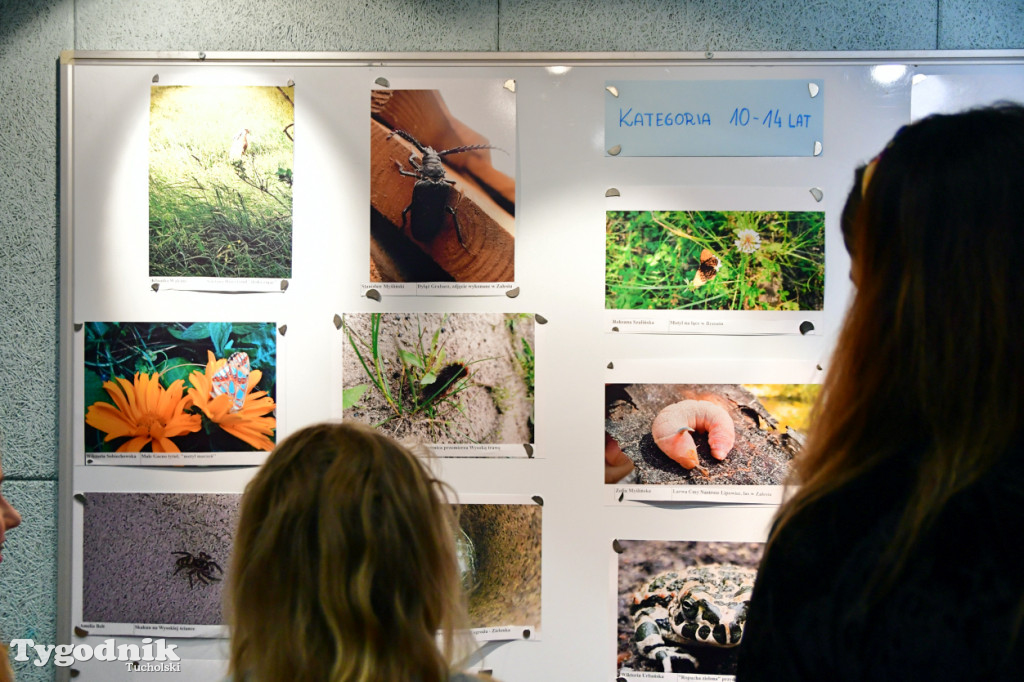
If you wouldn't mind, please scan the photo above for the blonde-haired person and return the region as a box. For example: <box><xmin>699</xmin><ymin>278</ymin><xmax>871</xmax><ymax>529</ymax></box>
<box><xmin>1</xmin><ymin>453</ymin><xmax>24</xmax><ymax>682</ymax></box>
<box><xmin>736</xmin><ymin>104</ymin><xmax>1024</xmax><ymax>680</ymax></box>
<box><xmin>227</xmin><ymin>421</ymin><xmax>489</xmax><ymax>682</ymax></box>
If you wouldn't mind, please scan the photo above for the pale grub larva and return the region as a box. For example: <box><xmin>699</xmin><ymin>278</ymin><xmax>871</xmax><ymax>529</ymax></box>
<box><xmin>651</xmin><ymin>400</ymin><xmax>735</xmax><ymax>470</ymax></box>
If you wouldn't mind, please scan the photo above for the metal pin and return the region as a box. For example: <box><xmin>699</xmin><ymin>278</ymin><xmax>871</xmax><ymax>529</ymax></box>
<box><xmin>809</xmin><ymin>187</ymin><xmax>824</xmax><ymax>202</ymax></box>
<box><xmin>605</xmin><ymin>188</ymin><xmax>621</xmax><ymax>198</ymax></box>
<box><xmin>535</xmin><ymin>314</ymin><xmax>548</xmax><ymax>325</ymax></box>
<box><xmin>505</xmin><ymin>286</ymin><xmax>520</xmax><ymax>298</ymax></box>
<box><xmin>813</xmin><ymin>141</ymin><xmax>823</xmax><ymax>156</ymax></box>
<box><xmin>366</xmin><ymin>289</ymin><xmax>382</xmax><ymax>301</ymax></box>
<box><xmin>607</xmin><ymin>144</ymin><xmax>622</xmax><ymax>156</ymax></box>
<box><xmin>504</xmin><ymin>79</ymin><xmax>516</xmax><ymax>92</ymax></box>
<box><xmin>606</xmin><ymin>85</ymin><xmax>619</xmax><ymax>97</ymax></box>
<box><xmin>808</xmin><ymin>82</ymin><xmax>820</xmax><ymax>98</ymax></box>
<box><xmin>278</xmin><ymin>324</ymin><xmax>287</xmax><ymax>336</ymax></box>
<box><xmin>333</xmin><ymin>314</ymin><xmax>343</xmax><ymax>330</ymax></box>
<box><xmin>374</xmin><ymin>77</ymin><xmax>390</xmax><ymax>88</ymax></box>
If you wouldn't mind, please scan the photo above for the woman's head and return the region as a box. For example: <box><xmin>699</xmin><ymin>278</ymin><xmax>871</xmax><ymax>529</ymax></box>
<box><xmin>780</xmin><ymin>103</ymin><xmax>1024</xmax><ymax>570</ymax></box>
<box><xmin>0</xmin><ymin>455</ymin><xmax>22</xmax><ymax>565</ymax></box>
<box><xmin>227</xmin><ymin>421</ymin><xmax>467</xmax><ymax>682</ymax></box>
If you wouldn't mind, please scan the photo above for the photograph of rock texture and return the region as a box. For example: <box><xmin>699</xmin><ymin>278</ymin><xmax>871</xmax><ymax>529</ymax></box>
<box><xmin>81</xmin><ymin>492</ymin><xmax>240</xmax><ymax>627</ymax></box>
<box><xmin>370</xmin><ymin>88</ymin><xmax>515</xmax><ymax>283</ymax></box>
<box><xmin>617</xmin><ymin>540</ymin><xmax>764</xmax><ymax>676</ymax></box>
<box><xmin>605</xmin><ymin>383</ymin><xmax>818</xmax><ymax>485</ymax></box>
<box><xmin>459</xmin><ymin>502</ymin><xmax>542</xmax><ymax>631</ymax></box>
<box><xmin>342</xmin><ymin>313</ymin><xmax>534</xmax><ymax>446</ymax></box>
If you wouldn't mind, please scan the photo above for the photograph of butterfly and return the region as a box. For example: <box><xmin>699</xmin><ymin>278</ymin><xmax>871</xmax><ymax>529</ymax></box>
<box><xmin>605</xmin><ymin>210</ymin><xmax>824</xmax><ymax>311</ymax></box>
<box><xmin>83</xmin><ymin>321</ymin><xmax>278</xmax><ymax>454</ymax></box>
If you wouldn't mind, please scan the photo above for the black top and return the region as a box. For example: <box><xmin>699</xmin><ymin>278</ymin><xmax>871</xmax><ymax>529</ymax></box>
<box><xmin>736</xmin><ymin>456</ymin><xmax>1024</xmax><ymax>681</ymax></box>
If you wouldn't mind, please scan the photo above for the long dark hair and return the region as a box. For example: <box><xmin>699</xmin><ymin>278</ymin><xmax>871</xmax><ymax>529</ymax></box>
<box><xmin>772</xmin><ymin>103</ymin><xmax>1024</xmax><ymax>592</ymax></box>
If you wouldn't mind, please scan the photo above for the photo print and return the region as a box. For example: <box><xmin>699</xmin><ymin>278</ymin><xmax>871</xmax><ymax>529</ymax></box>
<box><xmin>606</xmin><ymin>383</ymin><xmax>818</xmax><ymax>486</ymax></box>
<box><xmin>370</xmin><ymin>84</ymin><xmax>516</xmax><ymax>285</ymax></box>
<box><xmin>606</xmin><ymin>210</ymin><xmax>824</xmax><ymax>312</ymax></box>
<box><xmin>81</xmin><ymin>492</ymin><xmax>240</xmax><ymax>634</ymax></box>
<box><xmin>459</xmin><ymin>500</ymin><xmax>542</xmax><ymax>636</ymax></box>
<box><xmin>341</xmin><ymin>313</ymin><xmax>534</xmax><ymax>452</ymax></box>
<box><xmin>83</xmin><ymin>322</ymin><xmax>277</xmax><ymax>463</ymax></box>
<box><xmin>616</xmin><ymin>540</ymin><xmax>764</xmax><ymax>677</ymax></box>
<box><xmin>149</xmin><ymin>85</ymin><xmax>294</xmax><ymax>280</ymax></box>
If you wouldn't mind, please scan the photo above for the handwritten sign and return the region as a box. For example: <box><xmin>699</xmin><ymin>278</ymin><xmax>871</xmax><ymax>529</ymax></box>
<box><xmin>605</xmin><ymin>80</ymin><xmax>824</xmax><ymax>157</ymax></box>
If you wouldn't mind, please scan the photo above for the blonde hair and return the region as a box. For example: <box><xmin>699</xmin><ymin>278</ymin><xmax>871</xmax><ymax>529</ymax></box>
<box><xmin>227</xmin><ymin>421</ymin><xmax>470</xmax><ymax>682</ymax></box>
<box><xmin>771</xmin><ymin>104</ymin><xmax>1024</xmax><ymax>596</ymax></box>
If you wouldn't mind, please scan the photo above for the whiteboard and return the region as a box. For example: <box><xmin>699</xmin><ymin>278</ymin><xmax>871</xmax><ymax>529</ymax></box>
<box><xmin>59</xmin><ymin>50</ymin><xmax>1024</xmax><ymax>681</ymax></box>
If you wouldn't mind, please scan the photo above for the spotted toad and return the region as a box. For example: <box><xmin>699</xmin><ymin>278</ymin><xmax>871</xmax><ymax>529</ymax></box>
<box><xmin>630</xmin><ymin>564</ymin><xmax>756</xmax><ymax>673</ymax></box>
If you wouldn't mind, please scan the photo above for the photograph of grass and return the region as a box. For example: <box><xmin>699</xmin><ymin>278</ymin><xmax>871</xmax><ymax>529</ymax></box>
<box><xmin>341</xmin><ymin>313</ymin><xmax>534</xmax><ymax>445</ymax></box>
<box><xmin>459</xmin><ymin>502</ymin><xmax>542</xmax><ymax>631</ymax></box>
<box><xmin>370</xmin><ymin>88</ymin><xmax>516</xmax><ymax>283</ymax></box>
<box><xmin>606</xmin><ymin>383</ymin><xmax>819</xmax><ymax>485</ymax></box>
<box><xmin>150</xmin><ymin>85</ymin><xmax>293</xmax><ymax>279</ymax></box>
<box><xmin>606</xmin><ymin>210</ymin><xmax>824</xmax><ymax>311</ymax></box>
<box><xmin>84</xmin><ymin>321</ymin><xmax>277</xmax><ymax>453</ymax></box>
<box><xmin>617</xmin><ymin>540</ymin><xmax>763</xmax><ymax>675</ymax></box>
<box><xmin>82</xmin><ymin>492</ymin><xmax>240</xmax><ymax>628</ymax></box>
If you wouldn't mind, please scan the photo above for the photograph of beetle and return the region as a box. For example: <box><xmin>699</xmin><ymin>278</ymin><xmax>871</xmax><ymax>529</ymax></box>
<box><xmin>370</xmin><ymin>86</ymin><xmax>516</xmax><ymax>283</ymax></box>
<box><xmin>81</xmin><ymin>492</ymin><xmax>240</xmax><ymax>628</ymax></box>
<box><xmin>605</xmin><ymin>383</ymin><xmax>819</xmax><ymax>485</ymax></box>
<box><xmin>341</xmin><ymin>312</ymin><xmax>535</xmax><ymax>446</ymax></box>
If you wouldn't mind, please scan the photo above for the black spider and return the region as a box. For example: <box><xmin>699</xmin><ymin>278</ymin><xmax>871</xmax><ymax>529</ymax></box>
<box><xmin>172</xmin><ymin>550</ymin><xmax>223</xmax><ymax>589</ymax></box>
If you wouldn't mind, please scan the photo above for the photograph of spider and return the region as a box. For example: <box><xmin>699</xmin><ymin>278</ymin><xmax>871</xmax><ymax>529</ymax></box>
<box><xmin>82</xmin><ymin>492</ymin><xmax>239</xmax><ymax>628</ymax></box>
<box><xmin>172</xmin><ymin>550</ymin><xmax>224</xmax><ymax>589</ymax></box>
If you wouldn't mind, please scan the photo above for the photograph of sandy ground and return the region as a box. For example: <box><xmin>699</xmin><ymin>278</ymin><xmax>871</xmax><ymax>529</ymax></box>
<box><xmin>342</xmin><ymin>313</ymin><xmax>534</xmax><ymax>445</ymax></box>
<box><xmin>82</xmin><ymin>492</ymin><xmax>240</xmax><ymax>626</ymax></box>
<box><xmin>617</xmin><ymin>540</ymin><xmax>764</xmax><ymax>676</ymax></box>
<box><xmin>459</xmin><ymin>502</ymin><xmax>542</xmax><ymax>631</ymax></box>
<box><xmin>606</xmin><ymin>383</ymin><xmax>818</xmax><ymax>485</ymax></box>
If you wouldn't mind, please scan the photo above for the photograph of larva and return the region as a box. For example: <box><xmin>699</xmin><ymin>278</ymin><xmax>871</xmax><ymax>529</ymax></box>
<box><xmin>341</xmin><ymin>312</ymin><xmax>534</xmax><ymax>446</ymax></box>
<box><xmin>83</xmin><ymin>321</ymin><xmax>277</xmax><ymax>454</ymax></box>
<box><xmin>605</xmin><ymin>210</ymin><xmax>825</xmax><ymax>312</ymax></box>
<box><xmin>616</xmin><ymin>539</ymin><xmax>764</xmax><ymax>676</ymax></box>
<box><xmin>605</xmin><ymin>383</ymin><xmax>819</xmax><ymax>485</ymax></box>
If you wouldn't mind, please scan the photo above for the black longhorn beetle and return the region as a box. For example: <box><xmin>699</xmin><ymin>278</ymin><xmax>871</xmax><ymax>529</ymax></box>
<box><xmin>387</xmin><ymin>129</ymin><xmax>503</xmax><ymax>251</ymax></box>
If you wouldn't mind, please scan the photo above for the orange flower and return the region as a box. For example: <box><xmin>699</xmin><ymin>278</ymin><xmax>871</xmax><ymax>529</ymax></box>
<box><xmin>85</xmin><ymin>372</ymin><xmax>201</xmax><ymax>452</ymax></box>
<box><xmin>188</xmin><ymin>351</ymin><xmax>277</xmax><ymax>451</ymax></box>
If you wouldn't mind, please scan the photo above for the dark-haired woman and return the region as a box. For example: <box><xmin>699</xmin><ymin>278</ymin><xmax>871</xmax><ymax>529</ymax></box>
<box><xmin>736</xmin><ymin>104</ymin><xmax>1024</xmax><ymax>680</ymax></box>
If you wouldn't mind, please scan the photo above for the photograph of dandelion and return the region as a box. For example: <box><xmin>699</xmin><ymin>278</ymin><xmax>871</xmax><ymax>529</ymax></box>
<box><xmin>605</xmin><ymin>210</ymin><xmax>824</xmax><ymax>311</ymax></box>
<box><xmin>83</xmin><ymin>322</ymin><xmax>277</xmax><ymax>457</ymax></box>
<box><xmin>149</xmin><ymin>85</ymin><xmax>294</xmax><ymax>279</ymax></box>
<box><xmin>341</xmin><ymin>312</ymin><xmax>534</xmax><ymax>449</ymax></box>
<box><xmin>81</xmin><ymin>492</ymin><xmax>240</xmax><ymax>631</ymax></box>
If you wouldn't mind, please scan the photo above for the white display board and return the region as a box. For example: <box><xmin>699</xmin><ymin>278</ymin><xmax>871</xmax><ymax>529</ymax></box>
<box><xmin>58</xmin><ymin>50</ymin><xmax>1024</xmax><ymax>682</ymax></box>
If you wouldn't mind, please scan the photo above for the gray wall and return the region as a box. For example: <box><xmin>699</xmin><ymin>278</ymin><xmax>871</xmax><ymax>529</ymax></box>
<box><xmin>1</xmin><ymin>0</ymin><xmax>1021</xmax><ymax>679</ymax></box>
